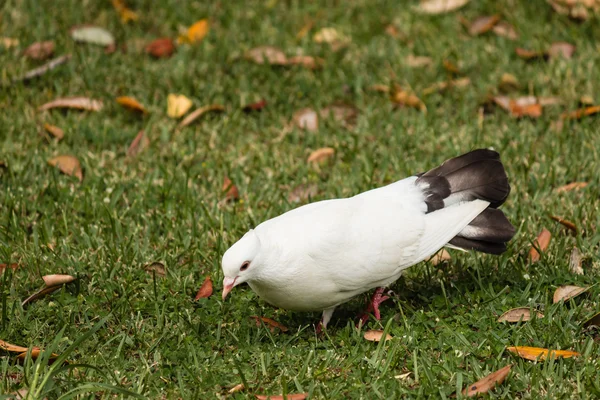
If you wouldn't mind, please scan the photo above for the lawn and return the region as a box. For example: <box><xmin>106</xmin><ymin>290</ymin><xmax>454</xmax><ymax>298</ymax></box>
<box><xmin>1</xmin><ymin>0</ymin><xmax>600</xmax><ymax>398</ymax></box>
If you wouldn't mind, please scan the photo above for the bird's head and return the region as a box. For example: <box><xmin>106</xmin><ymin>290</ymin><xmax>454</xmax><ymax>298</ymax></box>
<box><xmin>221</xmin><ymin>229</ymin><xmax>261</xmax><ymax>300</ymax></box>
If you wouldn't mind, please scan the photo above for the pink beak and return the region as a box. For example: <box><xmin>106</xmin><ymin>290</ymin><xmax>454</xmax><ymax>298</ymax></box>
<box><xmin>222</xmin><ymin>276</ymin><xmax>238</xmax><ymax>300</ymax></box>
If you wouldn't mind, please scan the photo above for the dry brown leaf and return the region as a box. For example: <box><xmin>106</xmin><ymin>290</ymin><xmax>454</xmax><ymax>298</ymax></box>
<box><xmin>43</xmin><ymin>123</ymin><xmax>64</xmax><ymax>140</ymax></box>
<box><xmin>422</xmin><ymin>77</ymin><xmax>470</xmax><ymax>95</ymax></box>
<box><xmin>498</xmin><ymin>73</ymin><xmax>519</xmax><ymax>93</ymax></box>
<box><xmin>549</xmin><ymin>215</ymin><xmax>577</xmax><ymax>234</ymax></box>
<box><xmin>16</xmin><ymin>348</ymin><xmax>59</xmax><ymax>363</ymax></box>
<box><xmin>245</xmin><ymin>46</ymin><xmax>288</xmax><ymax>65</ymax></box>
<box><xmin>145</xmin><ymin>38</ymin><xmax>176</xmax><ymax>58</ymax></box>
<box><xmin>23</xmin><ymin>41</ymin><xmax>55</xmax><ymax>60</ymax></box>
<box><xmin>112</xmin><ymin>0</ymin><xmax>138</xmax><ymax>23</ymax></box>
<box><xmin>0</xmin><ymin>340</ymin><xmax>29</xmax><ymax>353</ymax></box>
<box><xmin>194</xmin><ymin>276</ymin><xmax>213</xmax><ymax>300</ymax></box>
<box><xmin>293</xmin><ymin>108</ymin><xmax>319</xmax><ymax>131</ymax></box>
<box><xmin>553</xmin><ymin>285</ymin><xmax>588</xmax><ymax>303</ymax></box>
<box><xmin>178</xmin><ymin>104</ymin><xmax>224</xmax><ymax>127</ymax></box>
<box><xmin>507</xmin><ymin>346</ymin><xmax>579</xmax><ymax>361</ymax></box>
<box><xmin>179</xmin><ymin>19</ymin><xmax>209</xmax><ymax>44</ymax></box>
<box><xmin>498</xmin><ymin>307</ymin><xmax>543</xmax><ymax>323</ymax></box>
<box><xmin>364</xmin><ymin>330</ymin><xmax>392</xmax><ymax>342</ymax></box>
<box><xmin>463</xmin><ymin>365</ymin><xmax>511</xmax><ymax>397</ymax></box>
<box><xmin>515</xmin><ymin>47</ymin><xmax>547</xmax><ymax>61</ymax></box>
<box><xmin>547</xmin><ymin>0</ymin><xmax>598</xmax><ymax>21</ymax></box>
<box><xmin>561</xmin><ymin>105</ymin><xmax>600</xmax><ymax>120</ymax></box>
<box><xmin>116</xmin><ymin>96</ymin><xmax>147</xmax><ymax>114</ymax></box>
<box><xmin>145</xmin><ymin>262</ymin><xmax>166</xmax><ymax>277</ymax></box>
<box><xmin>313</xmin><ymin>27</ymin><xmax>349</xmax><ymax>51</ymax></box>
<box><xmin>127</xmin><ymin>130</ymin><xmax>149</xmax><ymax>157</ymax></box>
<box><xmin>427</xmin><ymin>249</ymin><xmax>451</xmax><ymax>266</ymax></box>
<box><xmin>369</xmin><ymin>84</ymin><xmax>390</xmax><ymax>93</ymax></box>
<box><xmin>39</xmin><ymin>96</ymin><xmax>103</xmax><ymax>112</ymax></box>
<box><xmin>555</xmin><ymin>182</ymin><xmax>588</xmax><ymax>192</ymax></box>
<box><xmin>21</xmin><ymin>285</ymin><xmax>64</xmax><ymax>307</ymax></box>
<box><xmin>442</xmin><ymin>59</ymin><xmax>461</xmax><ymax>74</ymax></box>
<box><xmin>406</xmin><ymin>54</ymin><xmax>433</xmax><ymax>68</ymax></box>
<box><xmin>307</xmin><ymin>147</ymin><xmax>334</xmax><ymax>163</ymax></box>
<box><xmin>167</xmin><ymin>94</ymin><xmax>193</xmax><ymax>118</ymax></box>
<box><xmin>222</xmin><ymin>176</ymin><xmax>240</xmax><ymax>201</ymax></box>
<box><xmin>48</xmin><ymin>155</ymin><xmax>83</xmax><ymax>182</ymax></box>
<box><xmin>43</xmin><ymin>274</ymin><xmax>75</xmax><ymax>287</ymax></box>
<box><xmin>492</xmin><ymin>21</ymin><xmax>519</xmax><ymax>40</ymax></box>
<box><xmin>391</xmin><ymin>85</ymin><xmax>426</xmax><ymax>112</ymax></box>
<box><xmin>579</xmin><ymin>95</ymin><xmax>595</xmax><ymax>105</ymax></box>
<box><xmin>417</xmin><ymin>0</ymin><xmax>470</xmax><ymax>14</ymax></box>
<box><xmin>17</xmin><ymin>54</ymin><xmax>70</xmax><ymax>82</ymax></box>
<box><xmin>0</xmin><ymin>263</ymin><xmax>18</xmax><ymax>274</ymax></box>
<box><xmin>569</xmin><ymin>247</ymin><xmax>584</xmax><ymax>275</ymax></box>
<box><xmin>385</xmin><ymin>24</ymin><xmax>400</xmax><ymax>38</ymax></box>
<box><xmin>228</xmin><ymin>383</ymin><xmax>245</xmax><ymax>394</ymax></box>
<box><xmin>549</xmin><ymin>42</ymin><xmax>576</xmax><ymax>59</ymax></box>
<box><xmin>255</xmin><ymin>394</ymin><xmax>307</xmax><ymax>400</ymax></box>
<box><xmin>468</xmin><ymin>15</ymin><xmax>501</xmax><ymax>36</ymax></box>
<box><xmin>288</xmin><ymin>184</ymin><xmax>318</xmax><ymax>203</ymax></box>
<box><xmin>510</xmin><ymin>102</ymin><xmax>542</xmax><ymax>118</ymax></box>
<box><xmin>243</xmin><ymin>99</ymin><xmax>267</xmax><ymax>112</ymax></box>
<box><xmin>583</xmin><ymin>311</ymin><xmax>600</xmax><ymax>328</ymax></box>
<box><xmin>251</xmin><ymin>316</ymin><xmax>289</xmax><ymax>332</ymax></box>
<box><xmin>1</xmin><ymin>37</ymin><xmax>19</xmax><ymax>49</ymax></box>
<box><xmin>538</xmin><ymin>97</ymin><xmax>563</xmax><ymax>106</ymax></box>
<box><xmin>287</xmin><ymin>55</ymin><xmax>324</xmax><ymax>69</ymax></box>
<box><xmin>529</xmin><ymin>228</ymin><xmax>551</xmax><ymax>262</ymax></box>
<box><xmin>319</xmin><ymin>103</ymin><xmax>358</xmax><ymax>126</ymax></box>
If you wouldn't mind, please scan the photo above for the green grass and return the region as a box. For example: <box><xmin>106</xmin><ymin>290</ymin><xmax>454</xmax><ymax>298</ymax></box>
<box><xmin>1</xmin><ymin>0</ymin><xmax>600</xmax><ymax>398</ymax></box>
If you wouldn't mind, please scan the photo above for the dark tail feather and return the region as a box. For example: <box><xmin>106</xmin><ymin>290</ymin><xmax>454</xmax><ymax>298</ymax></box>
<box><xmin>416</xmin><ymin>149</ymin><xmax>515</xmax><ymax>254</ymax></box>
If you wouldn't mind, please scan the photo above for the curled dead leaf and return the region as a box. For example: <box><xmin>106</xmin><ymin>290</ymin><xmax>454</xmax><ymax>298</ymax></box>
<box><xmin>194</xmin><ymin>276</ymin><xmax>213</xmax><ymax>300</ymax></box>
<box><xmin>167</xmin><ymin>94</ymin><xmax>193</xmax><ymax>118</ymax></box>
<box><xmin>0</xmin><ymin>340</ymin><xmax>29</xmax><ymax>353</ymax></box>
<box><xmin>463</xmin><ymin>365</ymin><xmax>511</xmax><ymax>397</ymax></box>
<box><xmin>549</xmin><ymin>215</ymin><xmax>577</xmax><ymax>234</ymax></box>
<box><xmin>243</xmin><ymin>99</ymin><xmax>267</xmax><ymax>112</ymax></box>
<box><xmin>293</xmin><ymin>108</ymin><xmax>319</xmax><ymax>131</ymax></box>
<box><xmin>529</xmin><ymin>228</ymin><xmax>551</xmax><ymax>262</ymax></box>
<box><xmin>307</xmin><ymin>147</ymin><xmax>334</xmax><ymax>163</ymax></box>
<box><xmin>43</xmin><ymin>123</ymin><xmax>64</xmax><ymax>140</ymax></box>
<box><xmin>364</xmin><ymin>330</ymin><xmax>392</xmax><ymax>342</ymax></box>
<box><xmin>255</xmin><ymin>394</ymin><xmax>307</xmax><ymax>400</ymax></box>
<box><xmin>287</xmin><ymin>55</ymin><xmax>324</xmax><ymax>69</ymax></box>
<box><xmin>468</xmin><ymin>15</ymin><xmax>501</xmax><ymax>36</ymax></box>
<box><xmin>179</xmin><ymin>19</ymin><xmax>209</xmax><ymax>44</ymax></box>
<box><xmin>16</xmin><ymin>348</ymin><xmax>59</xmax><ymax>363</ymax></box>
<box><xmin>555</xmin><ymin>181</ymin><xmax>588</xmax><ymax>192</ymax></box>
<box><xmin>553</xmin><ymin>285</ymin><xmax>588</xmax><ymax>303</ymax></box>
<box><xmin>222</xmin><ymin>176</ymin><xmax>239</xmax><ymax>201</ymax></box>
<box><xmin>48</xmin><ymin>155</ymin><xmax>83</xmax><ymax>182</ymax></box>
<box><xmin>145</xmin><ymin>262</ymin><xmax>166</xmax><ymax>277</ymax></box>
<box><xmin>417</xmin><ymin>0</ymin><xmax>470</xmax><ymax>14</ymax></box>
<box><xmin>498</xmin><ymin>73</ymin><xmax>519</xmax><ymax>93</ymax></box>
<box><xmin>127</xmin><ymin>130</ymin><xmax>149</xmax><ymax>157</ymax></box>
<box><xmin>21</xmin><ymin>285</ymin><xmax>65</xmax><ymax>307</ymax></box>
<box><xmin>515</xmin><ymin>47</ymin><xmax>547</xmax><ymax>61</ymax></box>
<box><xmin>39</xmin><ymin>96</ymin><xmax>103</xmax><ymax>112</ymax></box>
<box><xmin>116</xmin><ymin>96</ymin><xmax>147</xmax><ymax>114</ymax></box>
<box><xmin>42</xmin><ymin>274</ymin><xmax>75</xmax><ymax>287</ymax></box>
<box><xmin>569</xmin><ymin>247</ymin><xmax>584</xmax><ymax>275</ymax></box>
<box><xmin>391</xmin><ymin>85</ymin><xmax>426</xmax><ymax>112</ymax></box>
<box><xmin>23</xmin><ymin>40</ymin><xmax>55</xmax><ymax>60</ymax></box>
<box><xmin>561</xmin><ymin>105</ymin><xmax>600</xmax><ymax>120</ymax></box>
<box><xmin>178</xmin><ymin>104</ymin><xmax>225</xmax><ymax>127</ymax></box>
<box><xmin>251</xmin><ymin>316</ymin><xmax>289</xmax><ymax>332</ymax></box>
<box><xmin>146</xmin><ymin>38</ymin><xmax>176</xmax><ymax>58</ymax></box>
<box><xmin>507</xmin><ymin>346</ymin><xmax>579</xmax><ymax>361</ymax></box>
<box><xmin>498</xmin><ymin>307</ymin><xmax>543</xmax><ymax>323</ymax></box>
<box><xmin>492</xmin><ymin>21</ymin><xmax>518</xmax><ymax>40</ymax></box>
<box><xmin>427</xmin><ymin>249</ymin><xmax>451</xmax><ymax>266</ymax></box>
<box><xmin>228</xmin><ymin>384</ymin><xmax>245</xmax><ymax>394</ymax></box>
<box><xmin>245</xmin><ymin>46</ymin><xmax>288</xmax><ymax>65</ymax></box>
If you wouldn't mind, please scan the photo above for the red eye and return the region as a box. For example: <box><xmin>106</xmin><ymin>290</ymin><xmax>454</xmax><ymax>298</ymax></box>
<box><xmin>240</xmin><ymin>261</ymin><xmax>250</xmax><ymax>271</ymax></box>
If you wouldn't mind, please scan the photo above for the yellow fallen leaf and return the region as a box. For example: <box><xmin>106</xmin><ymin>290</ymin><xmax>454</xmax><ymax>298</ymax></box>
<box><xmin>463</xmin><ymin>365</ymin><xmax>511</xmax><ymax>397</ymax></box>
<box><xmin>116</xmin><ymin>96</ymin><xmax>147</xmax><ymax>114</ymax></box>
<box><xmin>307</xmin><ymin>147</ymin><xmax>334</xmax><ymax>163</ymax></box>
<box><xmin>43</xmin><ymin>123</ymin><xmax>64</xmax><ymax>140</ymax></box>
<box><xmin>507</xmin><ymin>346</ymin><xmax>579</xmax><ymax>361</ymax></box>
<box><xmin>112</xmin><ymin>0</ymin><xmax>138</xmax><ymax>23</ymax></box>
<box><xmin>179</xmin><ymin>19</ymin><xmax>209</xmax><ymax>44</ymax></box>
<box><xmin>48</xmin><ymin>155</ymin><xmax>83</xmax><ymax>182</ymax></box>
<box><xmin>363</xmin><ymin>330</ymin><xmax>392</xmax><ymax>342</ymax></box>
<box><xmin>167</xmin><ymin>94</ymin><xmax>193</xmax><ymax>118</ymax></box>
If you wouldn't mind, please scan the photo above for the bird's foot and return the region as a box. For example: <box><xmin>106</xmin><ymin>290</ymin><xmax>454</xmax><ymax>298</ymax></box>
<box><xmin>357</xmin><ymin>287</ymin><xmax>390</xmax><ymax>327</ymax></box>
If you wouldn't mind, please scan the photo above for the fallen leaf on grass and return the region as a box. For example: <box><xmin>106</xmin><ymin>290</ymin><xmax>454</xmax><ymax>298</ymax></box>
<box><xmin>255</xmin><ymin>394</ymin><xmax>307</xmax><ymax>400</ymax></box>
<box><xmin>145</xmin><ymin>262</ymin><xmax>166</xmax><ymax>277</ymax></box>
<box><xmin>417</xmin><ymin>0</ymin><xmax>470</xmax><ymax>14</ymax></box>
<box><xmin>251</xmin><ymin>316</ymin><xmax>289</xmax><ymax>332</ymax></box>
<box><xmin>549</xmin><ymin>215</ymin><xmax>577</xmax><ymax>234</ymax></box>
<box><xmin>194</xmin><ymin>276</ymin><xmax>213</xmax><ymax>300</ymax></box>
<box><xmin>16</xmin><ymin>348</ymin><xmax>59</xmax><ymax>363</ymax></box>
<box><xmin>146</xmin><ymin>38</ymin><xmax>176</xmax><ymax>58</ymax></box>
<box><xmin>468</xmin><ymin>15</ymin><xmax>501</xmax><ymax>36</ymax></box>
<box><xmin>178</xmin><ymin>19</ymin><xmax>209</xmax><ymax>44</ymax></box>
<box><xmin>21</xmin><ymin>286</ymin><xmax>65</xmax><ymax>307</ymax></box>
<box><xmin>391</xmin><ymin>85</ymin><xmax>426</xmax><ymax>112</ymax></box>
<box><xmin>245</xmin><ymin>46</ymin><xmax>288</xmax><ymax>65</ymax></box>
<box><xmin>385</xmin><ymin>24</ymin><xmax>400</xmax><ymax>38</ymax></box>
<box><xmin>555</xmin><ymin>182</ymin><xmax>588</xmax><ymax>192</ymax></box>
<box><xmin>296</xmin><ymin>19</ymin><xmax>314</xmax><ymax>40</ymax></box>
<box><xmin>580</xmin><ymin>95</ymin><xmax>595</xmax><ymax>105</ymax></box>
<box><xmin>498</xmin><ymin>307</ymin><xmax>543</xmax><ymax>323</ymax></box>
<box><xmin>406</xmin><ymin>54</ymin><xmax>433</xmax><ymax>68</ymax></box>
<box><xmin>287</xmin><ymin>55</ymin><xmax>324</xmax><ymax>69</ymax></box>
<box><xmin>39</xmin><ymin>96</ymin><xmax>103</xmax><ymax>112</ymax></box>
<box><xmin>243</xmin><ymin>99</ymin><xmax>267</xmax><ymax>112</ymax></box>
<box><xmin>0</xmin><ymin>263</ymin><xmax>18</xmax><ymax>274</ymax></box>
<box><xmin>178</xmin><ymin>104</ymin><xmax>224</xmax><ymax>127</ymax></box>
<box><xmin>43</xmin><ymin>274</ymin><xmax>75</xmax><ymax>286</ymax></box>
<box><xmin>492</xmin><ymin>96</ymin><xmax>542</xmax><ymax>118</ymax></box>
<box><xmin>548</xmin><ymin>42</ymin><xmax>576</xmax><ymax>59</ymax></box>
<box><xmin>553</xmin><ymin>285</ymin><xmax>588</xmax><ymax>303</ymax></box>
<box><xmin>222</xmin><ymin>176</ymin><xmax>239</xmax><ymax>201</ymax></box>
<box><xmin>583</xmin><ymin>312</ymin><xmax>600</xmax><ymax>328</ymax></box>
<box><xmin>515</xmin><ymin>48</ymin><xmax>547</xmax><ymax>61</ymax></box>
<box><xmin>492</xmin><ymin>21</ymin><xmax>519</xmax><ymax>40</ymax></box>
<box><xmin>569</xmin><ymin>247</ymin><xmax>584</xmax><ymax>275</ymax></box>
<box><xmin>561</xmin><ymin>105</ymin><xmax>600</xmax><ymax>120</ymax></box>
<box><xmin>48</xmin><ymin>155</ymin><xmax>83</xmax><ymax>182</ymax></box>
<box><xmin>307</xmin><ymin>147</ymin><xmax>334</xmax><ymax>163</ymax></box>
<box><xmin>498</xmin><ymin>73</ymin><xmax>519</xmax><ymax>92</ymax></box>
<box><xmin>507</xmin><ymin>346</ymin><xmax>579</xmax><ymax>361</ymax></box>
<box><xmin>23</xmin><ymin>41</ymin><xmax>54</xmax><ymax>60</ymax></box>
<box><xmin>288</xmin><ymin>184</ymin><xmax>318</xmax><ymax>203</ymax></box>
<box><xmin>43</xmin><ymin>123</ymin><xmax>64</xmax><ymax>140</ymax></box>
<box><xmin>319</xmin><ymin>103</ymin><xmax>358</xmax><ymax>127</ymax></box>
<box><xmin>369</xmin><ymin>84</ymin><xmax>390</xmax><ymax>93</ymax></box>
<box><xmin>364</xmin><ymin>330</ymin><xmax>392</xmax><ymax>342</ymax></box>
<box><xmin>71</xmin><ymin>26</ymin><xmax>115</xmax><ymax>47</ymax></box>
<box><xmin>16</xmin><ymin>54</ymin><xmax>71</xmax><ymax>82</ymax></box>
<box><xmin>22</xmin><ymin>274</ymin><xmax>76</xmax><ymax>307</ymax></box>
<box><xmin>0</xmin><ymin>340</ymin><xmax>29</xmax><ymax>353</ymax></box>
<box><xmin>313</xmin><ymin>27</ymin><xmax>349</xmax><ymax>51</ymax></box>
<box><xmin>228</xmin><ymin>383</ymin><xmax>245</xmax><ymax>394</ymax></box>
<box><xmin>293</xmin><ymin>108</ymin><xmax>319</xmax><ymax>131</ymax></box>
<box><xmin>427</xmin><ymin>249</ymin><xmax>451</xmax><ymax>266</ymax></box>
<box><xmin>1</xmin><ymin>37</ymin><xmax>19</xmax><ymax>49</ymax></box>
<box><xmin>422</xmin><ymin>77</ymin><xmax>470</xmax><ymax>95</ymax></box>
<box><xmin>529</xmin><ymin>228</ymin><xmax>551</xmax><ymax>262</ymax></box>
<box><xmin>116</xmin><ymin>96</ymin><xmax>147</xmax><ymax>114</ymax></box>
<box><xmin>127</xmin><ymin>130</ymin><xmax>149</xmax><ymax>157</ymax></box>
<box><xmin>547</xmin><ymin>0</ymin><xmax>596</xmax><ymax>21</ymax></box>
<box><xmin>463</xmin><ymin>365</ymin><xmax>511</xmax><ymax>397</ymax></box>
<box><xmin>442</xmin><ymin>60</ymin><xmax>461</xmax><ymax>74</ymax></box>
<box><xmin>112</xmin><ymin>0</ymin><xmax>138</xmax><ymax>23</ymax></box>
<box><xmin>167</xmin><ymin>94</ymin><xmax>193</xmax><ymax>118</ymax></box>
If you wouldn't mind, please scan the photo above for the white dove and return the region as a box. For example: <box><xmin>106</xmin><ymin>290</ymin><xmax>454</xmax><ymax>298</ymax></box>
<box><xmin>221</xmin><ymin>149</ymin><xmax>515</xmax><ymax>329</ymax></box>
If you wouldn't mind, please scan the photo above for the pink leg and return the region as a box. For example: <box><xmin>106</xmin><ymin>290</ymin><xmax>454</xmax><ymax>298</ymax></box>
<box><xmin>316</xmin><ymin>307</ymin><xmax>335</xmax><ymax>335</ymax></box>
<box><xmin>358</xmin><ymin>287</ymin><xmax>390</xmax><ymax>326</ymax></box>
